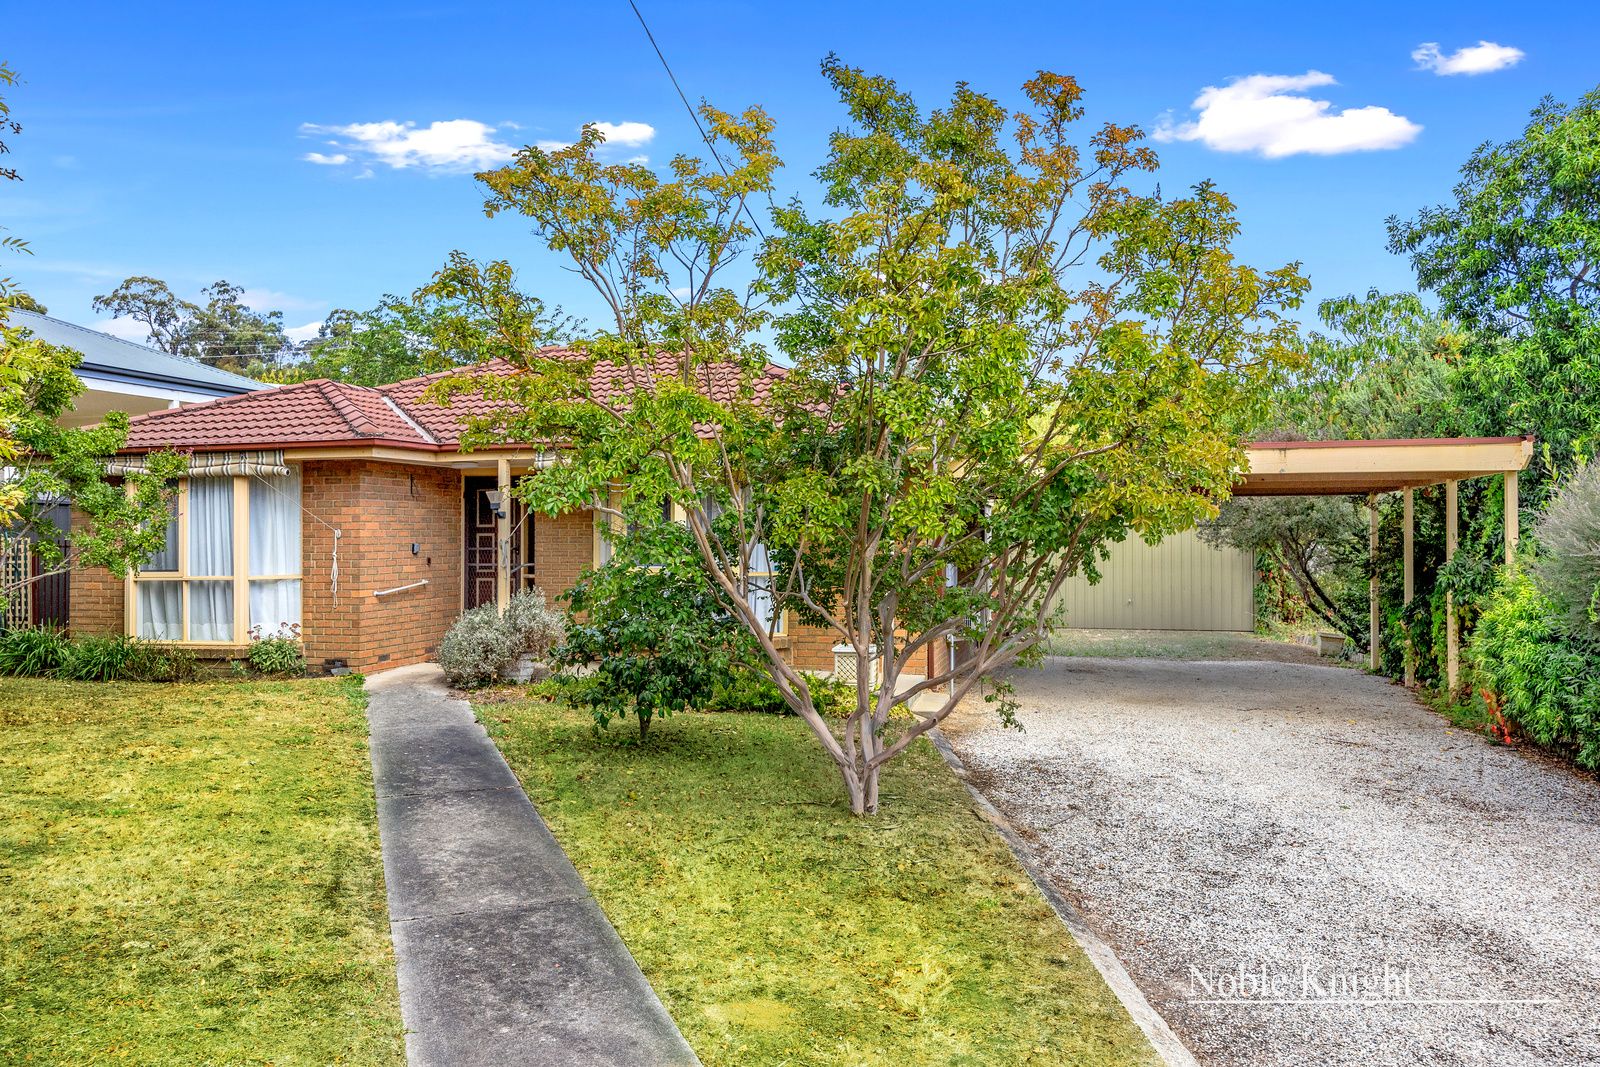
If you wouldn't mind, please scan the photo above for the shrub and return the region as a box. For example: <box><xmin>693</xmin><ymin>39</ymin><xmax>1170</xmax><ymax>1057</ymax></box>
<box><xmin>57</xmin><ymin>633</ymin><xmax>138</xmax><ymax>682</ymax></box>
<box><xmin>247</xmin><ymin>624</ymin><xmax>306</xmax><ymax>676</ymax></box>
<box><xmin>0</xmin><ymin>625</ymin><xmax>70</xmax><ymax>677</ymax></box>
<box><xmin>557</xmin><ymin>524</ymin><xmax>759</xmax><ymax>740</ymax></box>
<box><xmin>1472</xmin><ymin>569</ymin><xmax>1600</xmax><ymax>769</ymax></box>
<box><xmin>124</xmin><ymin>642</ymin><xmax>202</xmax><ymax>683</ymax></box>
<box><xmin>704</xmin><ymin>668</ymin><xmax>791</xmax><ymax>715</ymax></box>
<box><xmin>502</xmin><ymin>588</ymin><xmax>564</xmax><ymax>660</ymax></box>
<box><xmin>1531</xmin><ymin>462</ymin><xmax>1600</xmax><ymax>644</ymax></box>
<box><xmin>438</xmin><ymin>604</ymin><xmax>520</xmax><ymax>689</ymax></box>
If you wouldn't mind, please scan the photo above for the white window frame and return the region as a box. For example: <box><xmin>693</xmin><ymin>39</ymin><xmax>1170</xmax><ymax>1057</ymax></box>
<box><xmin>125</xmin><ymin>474</ymin><xmax>303</xmax><ymax>645</ymax></box>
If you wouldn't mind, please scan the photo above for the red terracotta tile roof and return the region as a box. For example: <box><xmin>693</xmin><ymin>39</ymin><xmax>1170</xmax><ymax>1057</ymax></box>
<box><xmin>119</xmin><ymin>351</ymin><xmax>788</xmax><ymax>454</ymax></box>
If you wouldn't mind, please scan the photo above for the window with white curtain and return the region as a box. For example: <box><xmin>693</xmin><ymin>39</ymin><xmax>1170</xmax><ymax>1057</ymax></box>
<box><xmin>249</xmin><ymin>471</ymin><xmax>302</xmax><ymax>637</ymax></box>
<box><xmin>746</xmin><ymin>541</ymin><xmax>785</xmax><ymax>636</ymax></box>
<box><xmin>129</xmin><ymin>471</ymin><xmax>303</xmax><ymax>643</ymax></box>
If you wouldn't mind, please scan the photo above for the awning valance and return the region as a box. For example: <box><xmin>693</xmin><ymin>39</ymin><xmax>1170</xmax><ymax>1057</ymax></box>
<box><xmin>106</xmin><ymin>449</ymin><xmax>292</xmax><ymax>478</ymax></box>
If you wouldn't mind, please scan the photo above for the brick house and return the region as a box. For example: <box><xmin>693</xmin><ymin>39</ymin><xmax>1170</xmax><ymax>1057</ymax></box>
<box><xmin>70</xmin><ymin>358</ymin><xmax>839</xmax><ymax>674</ymax></box>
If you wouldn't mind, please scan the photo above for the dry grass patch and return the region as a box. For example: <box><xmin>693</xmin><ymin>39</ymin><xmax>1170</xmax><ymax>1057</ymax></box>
<box><xmin>0</xmin><ymin>677</ymin><xmax>403</xmax><ymax>1065</ymax></box>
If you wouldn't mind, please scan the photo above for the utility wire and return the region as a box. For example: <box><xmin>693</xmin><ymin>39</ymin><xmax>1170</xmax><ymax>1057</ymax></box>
<box><xmin>624</xmin><ymin>0</ymin><xmax>767</xmax><ymax>241</ymax></box>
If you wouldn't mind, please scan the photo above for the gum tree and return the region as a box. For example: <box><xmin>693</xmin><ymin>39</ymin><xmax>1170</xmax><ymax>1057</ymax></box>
<box><xmin>439</xmin><ymin>59</ymin><xmax>1307</xmax><ymax>814</ymax></box>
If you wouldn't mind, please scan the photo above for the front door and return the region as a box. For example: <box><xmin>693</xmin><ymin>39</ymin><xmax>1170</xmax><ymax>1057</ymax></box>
<box><xmin>463</xmin><ymin>476</ymin><xmax>534</xmax><ymax>611</ymax></box>
<box><xmin>464</xmin><ymin>477</ymin><xmax>498</xmax><ymax>610</ymax></box>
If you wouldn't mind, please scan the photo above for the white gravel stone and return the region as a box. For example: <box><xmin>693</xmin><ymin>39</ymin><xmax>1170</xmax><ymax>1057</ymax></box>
<box><xmin>943</xmin><ymin>653</ymin><xmax>1600</xmax><ymax>1067</ymax></box>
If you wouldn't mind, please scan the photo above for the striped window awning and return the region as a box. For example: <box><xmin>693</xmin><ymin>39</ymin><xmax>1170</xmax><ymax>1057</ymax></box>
<box><xmin>105</xmin><ymin>449</ymin><xmax>292</xmax><ymax>478</ymax></box>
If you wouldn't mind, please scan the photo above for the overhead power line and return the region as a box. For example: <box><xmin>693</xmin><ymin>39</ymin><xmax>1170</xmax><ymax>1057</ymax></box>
<box><xmin>623</xmin><ymin>0</ymin><xmax>767</xmax><ymax>241</ymax></box>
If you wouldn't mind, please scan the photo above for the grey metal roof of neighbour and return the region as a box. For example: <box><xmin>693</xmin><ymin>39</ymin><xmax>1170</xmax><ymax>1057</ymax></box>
<box><xmin>5</xmin><ymin>308</ymin><xmax>266</xmax><ymax>395</ymax></box>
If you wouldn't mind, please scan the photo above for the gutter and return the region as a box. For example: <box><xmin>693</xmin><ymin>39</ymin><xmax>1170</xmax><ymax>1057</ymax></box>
<box><xmin>78</xmin><ymin>361</ymin><xmax>265</xmax><ymax>396</ymax></box>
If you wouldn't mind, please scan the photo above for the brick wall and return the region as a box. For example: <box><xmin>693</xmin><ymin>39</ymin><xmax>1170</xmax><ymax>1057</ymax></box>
<box><xmin>785</xmin><ymin>619</ymin><xmax>837</xmax><ymax>672</ymax></box>
<box><xmin>531</xmin><ymin>507</ymin><xmax>596</xmax><ymax>607</ymax></box>
<box><xmin>349</xmin><ymin>463</ymin><xmax>461</xmax><ymax>671</ymax></box>
<box><xmin>298</xmin><ymin>461</ymin><xmax>463</xmax><ymax>673</ymax></box>
<box><xmin>66</xmin><ymin>506</ymin><xmax>124</xmax><ymax>635</ymax></box>
<box><xmin>66</xmin><ymin>459</ymin><xmax>858</xmax><ymax>678</ymax></box>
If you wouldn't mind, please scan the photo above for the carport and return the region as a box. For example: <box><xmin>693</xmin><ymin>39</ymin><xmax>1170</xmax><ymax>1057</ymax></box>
<box><xmin>1237</xmin><ymin>436</ymin><xmax>1534</xmax><ymax>689</ymax></box>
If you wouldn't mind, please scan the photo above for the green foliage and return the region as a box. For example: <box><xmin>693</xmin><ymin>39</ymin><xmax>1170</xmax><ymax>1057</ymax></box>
<box><xmin>444</xmin><ymin>60</ymin><xmax>1306</xmax><ymax>812</ymax></box>
<box><xmin>0</xmin><ymin>628</ymin><xmax>202</xmax><ymax>682</ymax></box>
<box><xmin>0</xmin><ymin>625</ymin><xmax>69</xmax><ymax>676</ymax></box>
<box><xmin>247</xmin><ymin>626</ymin><xmax>307</xmax><ymax>676</ymax></box>
<box><xmin>282</xmin><ymin>255</ymin><xmax>571</xmax><ymax>387</ymax></box>
<box><xmin>703</xmin><ymin>667</ymin><xmax>791</xmax><ymax>715</ymax></box>
<box><xmin>1388</xmin><ymin>84</ymin><xmax>1600</xmax><ymax>501</ymax></box>
<box><xmin>1201</xmin><ymin>495</ymin><xmax>1369</xmax><ymax>644</ymax></box>
<box><xmin>1530</xmin><ymin>463</ymin><xmax>1600</xmax><ymax>643</ymax></box>
<box><xmin>1472</xmin><ymin>569</ymin><xmax>1600</xmax><ymax>769</ymax></box>
<box><xmin>56</xmin><ymin>633</ymin><xmax>138</xmax><ymax>682</ymax></box>
<box><xmin>91</xmin><ymin>276</ymin><xmax>289</xmax><ymax>376</ymax></box>
<box><xmin>437</xmin><ymin>604</ymin><xmax>519</xmax><ymax>689</ymax></box>
<box><xmin>557</xmin><ymin>521</ymin><xmax>759</xmax><ymax>740</ymax></box>
<box><xmin>123</xmin><ymin>642</ymin><xmax>201</xmax><ymax>683</ymax></box>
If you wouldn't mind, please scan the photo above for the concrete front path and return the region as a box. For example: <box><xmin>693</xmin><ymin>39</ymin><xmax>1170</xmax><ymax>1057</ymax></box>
<box><xmin>365</xmin><ymin>664</ymin><xmax>699</xmax><ymax>1067</ymax></box>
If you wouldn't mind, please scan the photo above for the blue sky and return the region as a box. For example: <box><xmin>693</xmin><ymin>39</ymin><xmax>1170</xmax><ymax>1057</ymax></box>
<box><xmin>6</xmin><ymin>1</ymin><xmax>1597</xmax><ymax>344</ymax></box>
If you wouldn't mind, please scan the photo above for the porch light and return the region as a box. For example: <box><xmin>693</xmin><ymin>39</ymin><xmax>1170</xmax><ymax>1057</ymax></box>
<box><xmin>485</xmin><ymin>489</ymin><xmax>507</xmax><ymax>518</ymax></box>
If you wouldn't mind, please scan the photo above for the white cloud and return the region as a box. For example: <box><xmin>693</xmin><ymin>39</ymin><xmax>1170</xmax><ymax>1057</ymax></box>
<box><xmin>239</xmin><ymin>287</ymin><xmax>323</xmax><ymax>313</ymax></box>
<box><xmin>1412</xmin><ymin>41</ymin><xmax>1525</xmax><ymax>76</ymax></box>
<box><xmin>592</xmin><ymin>121</ymin><xmax>655</xmax><ymax>147</ymax></box>
<box><xmin>285</xmin><ymin>319</ymin><xmax>324</xmax><ymax>343</ymax></box>
<box><xmin>97</xmin><ymin>317</ymin><xmax>156</xmax><ymax>343</ymax></box>
<box><xmin>298</xmin><ymin>119</ymin><xmax>517</xmax><ymax>172</ymax></box>
<box><xmin>1155</xmin><ymin>71</ymin><xmax>1421</xmax><ymax>158</ymax></box>
<box><xmin>299</xmin><ymin>118</ymin><xmax>656</xmax><ymax>172</ymax></box>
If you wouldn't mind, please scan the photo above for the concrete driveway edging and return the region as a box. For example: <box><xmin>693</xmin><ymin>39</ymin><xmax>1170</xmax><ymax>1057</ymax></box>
<box><xmin>365</xmin><ymin>663</ymin><xmax>700</xmax><ymax>1067</ymax></box>
<box><xmin>929</xmin><ymin>728</ymin><xmax>1201</xmax><ymax>1067</ymax></box>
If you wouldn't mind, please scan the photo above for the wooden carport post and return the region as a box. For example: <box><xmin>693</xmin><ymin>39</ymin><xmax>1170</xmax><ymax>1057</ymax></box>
<box><xmin>1403</xmin><ymin>488</ymin><xmax>1415</xmax><ymax>687</ymax></box>
<box><xmin>1504</xmin><ymin>470</ymin><xmax>1519</xmax><ymax>567</ymax></box>
<box><xmin>1445</xmin><ymin>480</ymin><xmax>1459</xmax><ymax>692</ymax></box>
<box><xmin>1368</xmin><ymin>492</ymin><xmax>1380</xmax><ymax>671</ymax></box>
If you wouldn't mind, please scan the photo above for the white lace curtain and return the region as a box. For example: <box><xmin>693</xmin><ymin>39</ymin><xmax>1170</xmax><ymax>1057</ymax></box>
<box><xmin>248</xmin><ymin>471</ymin><xmax>302</xmax><ymax>636</ymax></box>
<box><xmin>188</xmin><ymin>477</ymin><xmax>233</xmax><ymax>641</ymax></box>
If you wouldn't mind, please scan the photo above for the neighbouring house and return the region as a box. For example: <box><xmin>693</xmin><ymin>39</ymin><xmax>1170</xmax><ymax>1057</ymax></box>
<box><xmin>67</xmin><ymin>357</ymin><xmax>841</xmax><ymax>674</ymax></box>
<box><xmin>7</xmin><ymin>308</ymin><xmax>266</xmax><ymax>426</ymax></box>
<box><xmin>2</xmin><ymin>310</ymin><xmax>264</xmax><ymax>629</ymax></box>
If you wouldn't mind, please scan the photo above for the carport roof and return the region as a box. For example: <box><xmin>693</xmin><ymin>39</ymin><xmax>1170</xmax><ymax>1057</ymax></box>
<box><xmin>1237</xmin><ymin>436</ymin><xmax>1533</xmax><ymax>496</ymax></box>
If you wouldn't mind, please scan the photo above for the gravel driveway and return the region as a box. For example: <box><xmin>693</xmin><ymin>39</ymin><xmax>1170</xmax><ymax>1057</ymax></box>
<box><xmin>942</xmin><ymin>653</ymin><xmax>1600</xmax><ymax>1067</ymax></box>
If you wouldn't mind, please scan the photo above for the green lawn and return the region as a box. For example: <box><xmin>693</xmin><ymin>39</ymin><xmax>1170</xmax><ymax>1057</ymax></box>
<box><xmin>480</xmin><ymin>694</ymin><xmax>1159</xmax><ymax>1067</ymax></box>
<box><xmin>0</xmin><ymin>677</ymin><xmax>404</xmax><ymax>1065</ymax></box>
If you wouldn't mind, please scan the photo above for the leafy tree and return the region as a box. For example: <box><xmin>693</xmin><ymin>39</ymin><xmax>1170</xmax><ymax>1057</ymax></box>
<box><xmin>439</xmin><ymin>60</ymin><xmax>1306</xmax><ymax>813</ymax></box>
<box><xmin>92</xmin><ymin>276</ymin><xmax>289</xmax><ymax>375</ymax></box>
<box><xmin>282</xmin><ymin>254</ymin><xmax>570</xmax><ymax>385</ymax></box>
<box><xmin>2</xmin><ymin>292</ymin><xmax>46</xmax><ymax>314</ymax></box>
<box><xmin>292</xmin><ymin>297</ymin><xmax>449</xmax><ymax>385</ymax></box>
<box><xmin>1202</xmin><ymin>495</ymin><xmax>1368</xmax><ymax>644</ymax></box>
<box><xmin>0</xmin><ymin>66</ymin><xmax>185</xmax><ymax>612</ymax></box>
<box><xmin>1530</xmin><ymin>462</ymin><xmax>1600</xmax><ymax>644</ymax></box>
<box><xmin>1387</xmin><ymin>84</ymin><xmax>1600</xmax><ymax>493</ymax></box>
